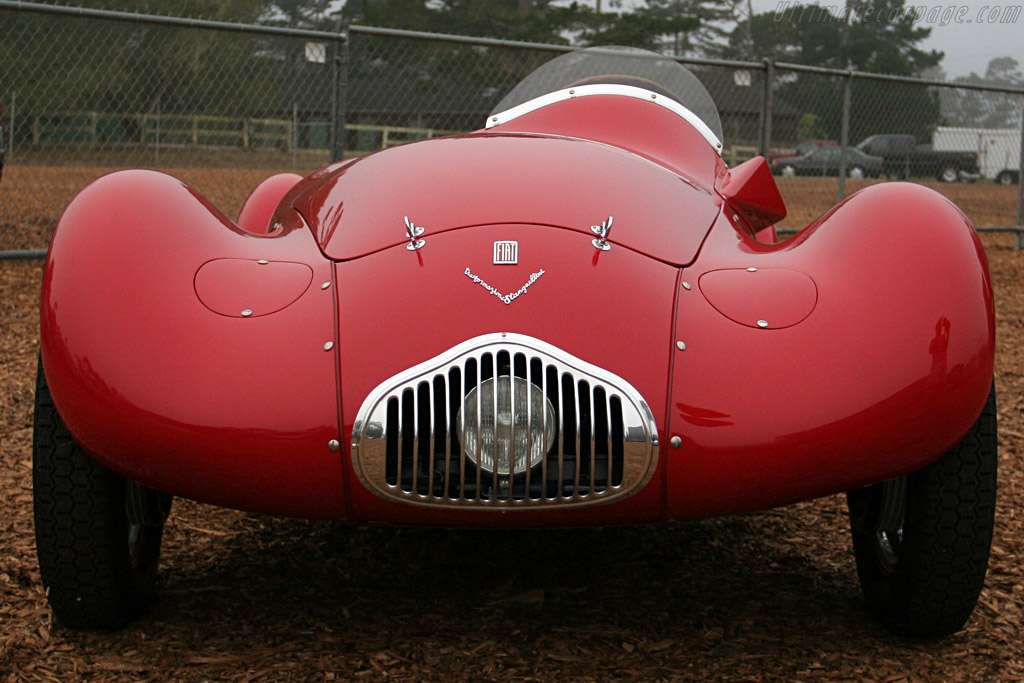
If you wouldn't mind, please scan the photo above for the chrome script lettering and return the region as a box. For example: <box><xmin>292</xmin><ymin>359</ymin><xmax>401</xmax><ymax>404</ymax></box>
<box><xmin>464</xmin><ymin>267</ymin><xmax>546</xmax><ymax>305</ymax></box>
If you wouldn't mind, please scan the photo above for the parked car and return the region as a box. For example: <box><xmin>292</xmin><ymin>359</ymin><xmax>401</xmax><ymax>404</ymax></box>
<box><xmin>36</xmin><ymin>47</ymin><xmax>996</xmax><ymax>638</ymax></box>
<box><xmin>856</xmin><ymin>133</ymin><xmax>980</xmax><ymax>182</ymax></box>
<box><xmin>765</xmin><ymin>139</ymin><xmax>837</xmax><ymax>165</ymax></box>
<box><xmin>771</xmin><ymin>145</ymin><xmax>884</xmax><ymax>178</ymax></box>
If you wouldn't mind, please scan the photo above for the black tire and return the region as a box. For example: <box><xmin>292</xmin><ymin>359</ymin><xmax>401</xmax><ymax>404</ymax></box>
<box><xmin>846</xmin><ymin>383</ymin><xmax>997</xmax><ymax>638</ymax></box>
<box><xmin>33</xmin><ymin>358</ymin><xmax>171</xmax><ymax>630</ymax></box>
<box><xmin>938</xmin><ymin>164</ymin><xmax>960</xmax><ymax>183</ymax></box>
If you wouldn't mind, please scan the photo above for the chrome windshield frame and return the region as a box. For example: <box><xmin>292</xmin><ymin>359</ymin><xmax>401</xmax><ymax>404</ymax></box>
<box><xmin>485</xmin><ymin>83</ymin><xmax>723</xmax><ymax>155</ymax></box>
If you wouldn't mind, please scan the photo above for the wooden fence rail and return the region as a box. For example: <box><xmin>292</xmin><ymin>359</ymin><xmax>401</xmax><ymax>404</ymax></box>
<box><xmin>26</xmin><ymin>111</ymin><xmax>460</xmax><ymax>155</ymax></box>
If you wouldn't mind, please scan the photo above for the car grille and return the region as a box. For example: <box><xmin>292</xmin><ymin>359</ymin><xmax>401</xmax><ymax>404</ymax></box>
<box><xmin>351</xmin><ymin>333</ymin><xmax>659</xmax><ymax>510</ymax></box>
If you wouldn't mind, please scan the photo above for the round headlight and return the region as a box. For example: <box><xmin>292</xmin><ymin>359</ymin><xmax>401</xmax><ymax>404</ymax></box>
<box><xmin>458</xmin><ymin>375</ymin><xmax>556</xmax><ymax>476</ymax></box>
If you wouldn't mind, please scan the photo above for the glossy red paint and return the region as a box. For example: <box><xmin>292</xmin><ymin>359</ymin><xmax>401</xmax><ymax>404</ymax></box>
<box><xmin>290</xmin><ymin>131</ymin><xmax>720</xmax><ymax>266</ymax></box>
<box><xmin>698</xmin><ymin>268</ymin><xmax>817</xmax><ymax>329</ymax></box>
<box><xmin>42</xmin><ymin>170</ymin><xmax>345</xmax><ymax>518</ymax></box>
<box><xmin>719</xmin><ymin>156</ymin><xmax>787</xmax><ymax>231</ymax></box>
<box><xmin>236</xmin><ymin>172</ymin><xmax>302</xmax><ymax>234</ymax></box>
<box><xmin>333</xmin><ymin>224</ymin><xmax>677</xmax><ymax>527</ymax></box>
<box><xmin>41</xmin><ymin>86</ymin><xmax>994</xmax><ymax>526</ymax></box>
<box><xmin>666</xmin><ymin>183</ymin><xmax>993</xmax><ymax>518</ymax></box>
<box><xmin>194</xmin><ymin>258</ymin><xmax>313</xmax><ymax>318</ymax></box>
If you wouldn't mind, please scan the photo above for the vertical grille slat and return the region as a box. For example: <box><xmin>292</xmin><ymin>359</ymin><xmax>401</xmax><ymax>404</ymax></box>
<box><xmin>611</xmin><ymin>396</ymin><xmax>624</xmax><ymax>487</ymax></box>
<box><xmin>572</xmin><ymin>377</ymin><xmax>583</xmax><ymax>499</ymax></box>
<box><xmin>427</xmin><ymin>378</ymin><xmax>438</xmax><ymax>497</ymax></box>
<box><xmin>410</xmin><ymin>383</ymin><xmax>420</xmax><ymax>495</ymax></box>
<box><xmin>385</xmin><ymin>397</ymin><xmax>399</xmax><ymax>485</ymax></box>
<box><xmin>539</xmin><ymin>362</ymin><xmax>549</xmax><ymax>501</ymax></box>
<box><xmin>355</xmin><ymin>334</ymin><xmax>657</xmax><ymax>510</ymax></box>
<box><xmin>594</xmin><ymin>386</ymin><xmax>609</xmax><ymax>494</ymax></box>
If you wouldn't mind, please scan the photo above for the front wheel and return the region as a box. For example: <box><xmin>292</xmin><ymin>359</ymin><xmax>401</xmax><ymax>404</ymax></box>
<box><xmin>33</xmin><ymin>358</ymin><xmax>172</xmax><ymax>630</ymax></box>
<box><xmin>846</xmin><ymin>383</ymin><xmax>997</xmax><ymax>637</ymax></box>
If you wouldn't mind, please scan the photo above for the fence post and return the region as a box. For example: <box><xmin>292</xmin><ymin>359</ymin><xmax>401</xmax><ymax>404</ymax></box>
<box><xmin>838</xmin><ymin>70</ymin><xmax>852</xmax><ymax>201</ymax></box>
<box><xmin>1017</xmin><ymin>104</ymin><xmax>1024</xmax><ymax>240</ymax></box>
<box><xmin>292</xmin><ymin>102</ymin><xmax>298</xmax><ymax>166</ymax></box>
<box><xmin>758</xmin><ymin>58</ymin><xmax>774</xmax><ymax>157</ymax></box>
<box><xmin>8</xmin><ymin>91</ymin><xmax>14</xmax><ymax>161</ymax></box>
<box><xmin>155</xmin><ymin>93</ymin><xmax>160</xmax><ymax>165</ymax></box>
<box><xmin>330</xmin><ymin>28</ymin><xmax>349</xmax><ymax>163</ymax></box>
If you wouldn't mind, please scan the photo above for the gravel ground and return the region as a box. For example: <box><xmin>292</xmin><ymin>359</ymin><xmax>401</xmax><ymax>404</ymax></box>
<box><xmin>2</xmin><ymin>189</ymin><xmax>1023</xmax><ymax>682</ymax></box>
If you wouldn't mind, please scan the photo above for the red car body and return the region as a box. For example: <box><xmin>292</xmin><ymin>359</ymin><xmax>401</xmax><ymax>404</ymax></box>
<box><xmin>41</xmin><ymin>104</ymin><xmax>993</xmax><ymax>525</ymax></box>
<box><xmin>35</xmin><ymin>48</ymin><xmax>996</xmax><ymax>635</ymax></box>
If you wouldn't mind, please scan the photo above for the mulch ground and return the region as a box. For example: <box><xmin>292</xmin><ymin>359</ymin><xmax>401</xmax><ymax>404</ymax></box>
<box><xmin>2</xmin><ymin>183</ymin><xmax>1024</xmax><ymax>681</ymax></box>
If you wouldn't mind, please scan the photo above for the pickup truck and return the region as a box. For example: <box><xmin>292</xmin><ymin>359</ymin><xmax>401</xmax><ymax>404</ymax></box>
<box><xmin>856</xmin><ymin>134</ymin><xmax>979</xmax><ymax>182</ymax></box>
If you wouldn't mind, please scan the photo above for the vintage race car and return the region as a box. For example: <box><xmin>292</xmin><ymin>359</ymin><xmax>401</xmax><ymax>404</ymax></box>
<box><xmin>35</xmin><ymin>47</ymin><xmax>996</xmax><ymax>636</ymax></box>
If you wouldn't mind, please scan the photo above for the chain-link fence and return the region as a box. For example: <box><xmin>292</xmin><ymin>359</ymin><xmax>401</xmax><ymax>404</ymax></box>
<box><xmin>2</xmin><ymin>0</ymin><xmax>1024</xmax><ymax>256</ymax></box>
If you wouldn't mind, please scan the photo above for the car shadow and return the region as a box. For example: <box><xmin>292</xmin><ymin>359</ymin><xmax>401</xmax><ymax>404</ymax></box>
<box><xmin>149</xmin><ymin>503</ymin><xmax>883</xmax><ymax>648</ymax></box>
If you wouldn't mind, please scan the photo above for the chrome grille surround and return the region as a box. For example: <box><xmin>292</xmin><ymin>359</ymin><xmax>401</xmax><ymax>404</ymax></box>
<box><xmin>351</xmin><ymin>333</ymin><xmax>660</xmax><ymax>510</ymax></box>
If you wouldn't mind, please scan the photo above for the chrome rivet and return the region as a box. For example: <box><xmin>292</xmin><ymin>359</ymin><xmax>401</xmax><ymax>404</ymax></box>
<box><xmin>258</xmin><ymin>259</ymin><xmax>269</xmax><ymax>265</ymax></box>
<box><xmin>676</xmin><ymin>341</ymin><xmax>687</xmax><ymax>351</ymax></box>
<box><xmin>670</xmin><ymin>436</ymin><xmax>682</xmax><ymax>448</ymax></box>
<box><xmin>757</xmin><ymin>320</ymin><xmax>769</xmax><ymax>328</ymax></box>
<box><xmin>328</xmin><ymin>440</ymin><xmax>340</xmax><ymax>452</ymax></box>
<box><xmin>682</xmin><ymin>281</ymin><xmax>691</xmax><ymax>290</ymax></box>
<box><xmin>569</xmin><ymin>89</ymin><xmax>575</xmax><ymax>95</ymax></box>
<box><xmin>491</xmin><ymin>116</ymin><xmax>498</xmax><ymax>123</ymax></box>
<box><xmin>240</xmin><ymin>309</ymin><xmax>253</xmax><ymax>317</ymax></box>
<box><xmin>651</xmin><ymin>93</ymin><xmax>657</xmax><ymax>99</ymax></box>
<box><xmin>323</xmin><ymin>341</ymin><xmax>334</xmax><ymax>351</ymax></box>
<box><xmin>747</xmin><ymin>267</ymin><xmax>757</xmax><ymax>272</ymax></box>
<box><xmin>321</xmin><ymin>282</ymin><xmax>331</xmax><ymax>290</ymax></box>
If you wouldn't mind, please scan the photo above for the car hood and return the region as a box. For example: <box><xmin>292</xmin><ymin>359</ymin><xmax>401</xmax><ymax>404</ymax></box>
<box><xmin>290</xmin><ymin>133</ymin><xmax>721</xmax><ymax>266</ymax></box>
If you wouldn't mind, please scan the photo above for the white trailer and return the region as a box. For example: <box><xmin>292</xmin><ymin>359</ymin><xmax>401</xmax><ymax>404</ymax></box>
<box><xmin>933</xmin><ymin>126</ymin><xmax>1021</xmax><ymax>184</ymax></box>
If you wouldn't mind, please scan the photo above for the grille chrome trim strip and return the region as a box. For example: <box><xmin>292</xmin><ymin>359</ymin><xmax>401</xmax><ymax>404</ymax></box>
<box><xmin>351</xmin><ymin>333</ymin><xmax>660</xmax><ymax>510</ymax></box>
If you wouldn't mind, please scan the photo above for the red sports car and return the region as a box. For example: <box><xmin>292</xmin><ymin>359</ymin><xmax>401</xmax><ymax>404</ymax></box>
<box><xmin>35</xmin><ymin>47</ymin><xmax>996</xmax><ymax>637</ymax></box>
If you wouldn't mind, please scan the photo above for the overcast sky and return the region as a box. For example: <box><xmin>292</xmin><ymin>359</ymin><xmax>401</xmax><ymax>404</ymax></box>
<box><xmin>610</xmin><ymin>0</ymin><xmax>1023</xmax><ymax>79</ymax></box>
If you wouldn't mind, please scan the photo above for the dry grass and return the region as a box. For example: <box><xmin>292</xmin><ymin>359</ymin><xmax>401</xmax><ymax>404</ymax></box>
<box><xmin>1</xmin><ymin>176</ymin><xmax>1024</xmax><ymax>681</ymax></box>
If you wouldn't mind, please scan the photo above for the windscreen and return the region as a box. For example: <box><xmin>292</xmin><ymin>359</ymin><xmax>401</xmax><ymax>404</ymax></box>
<box><xmin>491</xmin><ymin>46</ymin><xmax>723</xmax><ymax>142</ymax></box>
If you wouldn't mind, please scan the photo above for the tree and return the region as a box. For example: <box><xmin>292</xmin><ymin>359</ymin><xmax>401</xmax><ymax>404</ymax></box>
<box><xmin>636</xmin><ymin>0</ymin><xmax>737</xmax><ymax>57</ymax></box>
<box><xmin>723</xmin><ymin>1</ymin><xmax>944</xmax><ymax>143</ymax></box>
<box><xmin>574</xmin><ymin>7</ymin><xmax>696</xmax><ymax>50</ymax></box>
<box><xmin>724</xmin><ymin>0</ymin><xmax>941</xmax><ymax>74</ymax></box>
<box><xmin>940</xmin><ymin>57</ymin><xmax>1024</xmax><ymax>130</ymax></box>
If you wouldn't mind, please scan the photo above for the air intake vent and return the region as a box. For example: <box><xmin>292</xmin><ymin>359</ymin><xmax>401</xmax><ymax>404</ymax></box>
<box><xmin>352</xmin><ymin>334</ymin><xmax>658</xmax><ymax>510</ymax></box>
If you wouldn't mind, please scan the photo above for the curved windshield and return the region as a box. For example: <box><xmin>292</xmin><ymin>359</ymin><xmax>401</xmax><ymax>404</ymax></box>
<box><xmin>491</xmin><ymin>46</ymin><xmax>723</xmax><ymax>142</ymax></box>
